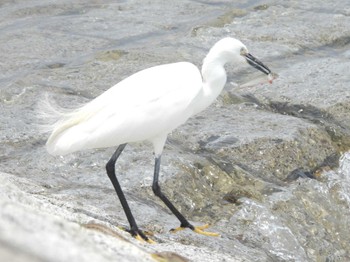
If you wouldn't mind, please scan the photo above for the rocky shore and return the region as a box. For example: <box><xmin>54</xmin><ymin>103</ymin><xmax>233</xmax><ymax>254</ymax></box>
<box><xmin>1</xmin><ymin>0</ymin><xmax>350</xmax><ymax>261</ymax></box>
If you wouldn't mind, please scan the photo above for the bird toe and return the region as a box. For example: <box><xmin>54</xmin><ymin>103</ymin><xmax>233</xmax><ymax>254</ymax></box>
<box><xmin>193</xmin><ymin>224</ymin><xmax>220</xmax><ymax>237</ymax></box>
<box><xmin>170</xmin><ymin>223</ymin><xmax>219</xmax><ymax>237</ymax></box>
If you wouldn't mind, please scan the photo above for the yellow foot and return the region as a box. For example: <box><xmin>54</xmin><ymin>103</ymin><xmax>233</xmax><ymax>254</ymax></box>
<box><xmin>120</xmin><ymin>227</ymin><xmax>156</xmax><ymax>244</ymax></box>
<box><xmin>193</xmin><ymin>224</ymin><xmax>220</xmax><ymax>237</ymax></box>
<box><xmin>171</xmin><ymin>224</ymin><xmax>220</xmax><ymax>237</ymax></box>
<box><xmin>170</xmin><ymin>226</ymin><xmax>186</xmax><ymax>233</ymax></box>
<box><xmin>135</xmin><ymin>234</ymin><xmax>156</xmax><ymax>244</ymax></box>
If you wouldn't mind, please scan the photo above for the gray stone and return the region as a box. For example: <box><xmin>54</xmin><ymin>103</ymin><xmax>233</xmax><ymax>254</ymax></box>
<box><xmin>1</xmin><ymin>0</ymin><xmax>350</xmax><ymax>261</ymax></box>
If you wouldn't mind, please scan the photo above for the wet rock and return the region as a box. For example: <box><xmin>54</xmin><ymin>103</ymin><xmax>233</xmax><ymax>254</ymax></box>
<box><xmin>159</xmin><ymin>103</ymin><xmax>338</xmax><ymax>226</ymax></box>
<box><xmin>236</xmin><ymin>56</ymin><xmax>350</xmax><ymax>151</ymax></box>
<box><xmin>0</xmin><ymin>172</ymin><xmax>153</xmax><ymax>262</ymax></box>
<box><xmin>0</xmin><ymin>172</ymin><xmax>240</xmax><ymax>262</ymax></box>
<box><xmin>1</xmin><ymin>0</ymin><xmax>350</xmax><ymax>261</ymax></box>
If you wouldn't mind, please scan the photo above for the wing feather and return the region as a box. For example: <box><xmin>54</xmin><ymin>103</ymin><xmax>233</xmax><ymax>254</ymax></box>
<box><xmin>46</xmin><ymin>62</ymin><xmax>202</xmax><ymax>155</ymax></box>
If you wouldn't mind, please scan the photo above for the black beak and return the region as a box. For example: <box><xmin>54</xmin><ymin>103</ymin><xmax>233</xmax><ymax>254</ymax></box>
<box><xmin>244</xmin><ymin>53</ymin><xmax>271</xmax><ymax>75</ymax></box>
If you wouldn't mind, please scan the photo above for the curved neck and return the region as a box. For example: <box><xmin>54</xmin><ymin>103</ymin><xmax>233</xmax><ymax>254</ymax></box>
<box><xmin>191</xmin><ymin>54</ymin><xmax>227</xmax><ymax>115</ymax></box>
<box><xmin>202</xmin><ymin>46</ymin><xmax>229</xmax><ymax>92</ymax></box>
<box><xmin>201</xmin><ymin>58</ymin><xmax>227</xmax><ymax>91</ymax></box>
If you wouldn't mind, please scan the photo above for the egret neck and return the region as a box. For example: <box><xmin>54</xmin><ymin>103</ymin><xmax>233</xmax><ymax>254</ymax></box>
<box><xmin>192</xmin><ymin>53</ymin><xmax>227</xmax><ymax>115</ymax></box>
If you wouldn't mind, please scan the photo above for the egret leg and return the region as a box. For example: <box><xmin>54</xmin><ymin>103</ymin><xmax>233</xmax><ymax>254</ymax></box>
<box><xmin>106</xmin><ymin>144</ymin><xmax>154</xmax><ymax>243</ymax></box>
<box><xmin>152</xmin><ymin>156</ymin><xmax>219</xmax><ymax>237</ymax></box>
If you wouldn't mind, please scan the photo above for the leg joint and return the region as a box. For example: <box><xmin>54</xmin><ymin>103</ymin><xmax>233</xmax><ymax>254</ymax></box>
<box><xmin>152</xmin><ymin>182</ymin><xmax>162</xmax><ymax>196</ymax></box>
<box><xmin>105</xmin><ymin>160</ymin><xmax>115</xmax><ymax>177</ymax></box>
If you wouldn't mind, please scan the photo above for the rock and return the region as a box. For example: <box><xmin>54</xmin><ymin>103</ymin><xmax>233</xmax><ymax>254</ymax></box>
<box><xmin>0</xmin><ymin>172</ymin><xmax>240</xmax><ymax>262</ymax></box>
<box><xmin>1</xmin><ymin>0</ymin><xmax>350</xmax><ymax>261</ymax></box>
<box><xmin>0</xmin><ymin>172</ymin><xmax>154</xmax><ymax>262</ymax></box>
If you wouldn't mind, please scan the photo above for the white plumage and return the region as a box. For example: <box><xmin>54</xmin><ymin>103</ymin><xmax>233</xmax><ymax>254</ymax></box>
<box><xmin>43</xmin><ymin>37</ymin><xmax>273</xmax><ymax>242</ymax></box>
<box><xmin>46</xmin><ymin>62</ymin><xmax>202</xmax><ymax>155</ymax></box>
<box><xmin>46</xmin><ymin>37</ymin><xmax>272</xmax><ymax>157</ymax></box>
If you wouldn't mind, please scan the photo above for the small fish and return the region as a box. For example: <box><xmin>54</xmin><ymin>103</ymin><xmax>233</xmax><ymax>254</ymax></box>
<box><xmin>240</xmin><ymin>72</ymin><xmax>278</xmax><ymax>87</ymax></box>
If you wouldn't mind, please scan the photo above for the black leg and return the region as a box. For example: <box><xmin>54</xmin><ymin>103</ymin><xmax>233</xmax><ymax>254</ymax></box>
<box><xmin>106</xmin><ymin>143</ymin><xmax>150</xmax><ymax>241</ymax></box>
<box><xmin>152</xmin><ymin>156</ymin><xmax>219</xmax><ymax>237</ymax></box>
<box><xmin>152</xmin><ymin>156</ymin><xmax>194</xmax><ymax>230</ymax></box>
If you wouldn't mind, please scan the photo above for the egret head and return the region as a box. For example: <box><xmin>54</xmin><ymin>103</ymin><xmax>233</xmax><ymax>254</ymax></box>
<box><xmin>210</xmin><ymin>37</ymin><xmax>271</xmax><ymax>75</ymax></box>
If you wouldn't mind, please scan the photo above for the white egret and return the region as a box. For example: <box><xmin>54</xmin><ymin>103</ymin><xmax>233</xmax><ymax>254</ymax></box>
<box><xmin>45</xmin><ymin>37</ymin><xmax>273</xmax><ymax>242</ymax></box>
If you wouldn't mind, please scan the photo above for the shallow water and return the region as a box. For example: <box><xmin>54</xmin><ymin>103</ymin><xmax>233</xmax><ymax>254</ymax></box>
<box><xmin>1</xmin><ymin>0</ymin><xmax>350</xmax><ymax>261</ymax></box>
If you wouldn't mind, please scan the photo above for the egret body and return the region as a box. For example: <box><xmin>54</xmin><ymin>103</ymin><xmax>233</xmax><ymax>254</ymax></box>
<box><xmin>45</xmin><ymin>37</ymin><xmax>272</xmax><ymax>242</ymax></box>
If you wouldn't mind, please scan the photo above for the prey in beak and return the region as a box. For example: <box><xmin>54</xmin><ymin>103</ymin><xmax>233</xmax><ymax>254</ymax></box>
<box><xmin>243</xmin><ymin>53</ymin><xmax>271</xmax><ymax>75</ymax></box>
<box><xmin>239</xmin><ymin>48</ymin><xmax>276</xmax><ymax>86</ymax></box>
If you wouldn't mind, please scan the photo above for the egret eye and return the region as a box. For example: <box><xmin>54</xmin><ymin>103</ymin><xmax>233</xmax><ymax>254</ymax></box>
<box><xmin>240</xmin><ymin>47</ymin><xmax>248</xmax><ymax>56</ymax></box>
